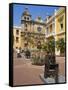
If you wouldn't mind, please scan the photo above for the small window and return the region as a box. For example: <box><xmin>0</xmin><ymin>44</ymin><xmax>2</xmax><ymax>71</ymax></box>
<box><xmin>16</xmin><ymin>30</ymin><xmax>19</xmax><ymax>35</ymax></box>
<box><xmin>16</xmin><ymin>37</ymin><xmax>19</xmax><ymax>43</ymax></box>
<box><xmin>16</xmin><ymin>47</ymin><xmax>18</xmax><ymax>49</ymax></box>
<box><xmin>24</xmin><ymin>43</ymin><xmax>28</xmax><ymax>47</ymax></box>
<box><xmin>37</xmin><ymin>41</ymin><xmax>41</xmax><ymax>49</ymax></box>
<box><xmin>27</xmin><ymin>17</ymin><xmax>29</xmax><ymax>20</ymax></box>
<box><xmin>21</xmin><ymin>32</ymin><xmax>23</xmax><ymax>37</ymax></box>
<box><xmin>25</xmin><ymin>24</ymin><xmax>27</xmax><ymax>27</ymax></box>
<box><xmin>58</xmin><ymin>15</ymin><xmax>64</xmax><ymax>31</ymax></box>
<box><xmin>46</xmin><ymin>27</ymin><xmax>49</xmax><ymax>34</ymax></box>
<box><xmin>60</xmin><ymin>23</ymin><xmax>63</xmax><ymax>29</ymax></box>
<box><xmin>24</xmin><ymin>17</ymin><xmax>26</xmax><ymax>20</ymax></box>
<box><xmin>25</xmin><ymin>29</ymin><xmax>27</xmax><ymax>31</ymax></box>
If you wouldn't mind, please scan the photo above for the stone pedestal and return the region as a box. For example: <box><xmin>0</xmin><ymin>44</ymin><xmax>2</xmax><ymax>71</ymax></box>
<box><xmin>40</xmin><ymin>74</ymin><xmax>65</xmax><ymax>84</ymax></box>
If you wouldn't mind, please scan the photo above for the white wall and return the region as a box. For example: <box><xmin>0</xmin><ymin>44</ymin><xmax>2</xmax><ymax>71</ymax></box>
<box><xmin>0</xmin><ymin>0</ymin><xmax>68</xmax><ymax>90</ymax></box>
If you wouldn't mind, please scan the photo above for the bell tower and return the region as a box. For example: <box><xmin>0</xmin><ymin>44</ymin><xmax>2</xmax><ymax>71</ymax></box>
<box><xmin>21</xmin><ymin>7</ymin><xmax>32</xmax><ymax>50</ymax></box>
<box><xmin>21</xmin><ymin>7</ymin><xmax>32</xmax><ymax>32</ymax></box>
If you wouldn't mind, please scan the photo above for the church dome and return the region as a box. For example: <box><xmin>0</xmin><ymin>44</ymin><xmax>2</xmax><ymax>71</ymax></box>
<box><xmin>35</xmin><ymin>16</ymin><xmax>43</xmax><ymax>23</ymax></box>
<box><xmin>22</xmin><ymin>7</ymin><xmax>31</xmax><ymax>16</ymax></box>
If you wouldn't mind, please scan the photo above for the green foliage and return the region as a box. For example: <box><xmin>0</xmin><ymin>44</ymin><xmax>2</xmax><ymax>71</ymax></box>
<box><xmin>42</xmin><ymin>37</ymin><xmax>55</xmax><ymax>54</ymax></box>
<box><xmin>48</xmin><ymin>39</ymin><xmax>55</xmax><ymax>53</ymax></box>
<box><xmin>56</xmin><ymin>38</ymin><xmax>65</xmax><ymax>54</ymax></box>
<box><xmin>31</xmin><ymin>54</ymin><xmax>45</xmax><ymax>65</ymax></box>
<box><xmin>42</xmin><ymin>43</ymin><xmax>48</xmax><ymax>51</ymax></box>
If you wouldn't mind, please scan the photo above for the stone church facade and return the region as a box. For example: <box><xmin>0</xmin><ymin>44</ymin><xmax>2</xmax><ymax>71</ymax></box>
<box><xmin>13</xmin><ymin>8</ymin><xmax>46</xmax><ymax>51</ymax></box>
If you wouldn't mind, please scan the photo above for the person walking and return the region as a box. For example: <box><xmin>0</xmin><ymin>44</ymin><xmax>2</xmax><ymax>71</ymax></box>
<box><xmin>17</xmin><ymin>48</ymin><xmax>21</xmax><ymax>58</ymax></box>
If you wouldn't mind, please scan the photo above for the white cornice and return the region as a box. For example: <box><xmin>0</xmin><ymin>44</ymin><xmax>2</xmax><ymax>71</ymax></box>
<box><xmin>13</xmin><ymin>26</ymin><xmax>21</xmax><ymax>29</ymax></box>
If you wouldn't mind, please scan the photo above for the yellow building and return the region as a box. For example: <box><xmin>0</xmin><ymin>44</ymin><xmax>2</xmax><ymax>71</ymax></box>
<box><xmin>45</xmin><ymin>7</ymin><xmax>66</xmax><ymax>55</ymax></box>
<box><xmin>55</xmin><ymin>7</ymin><xmax>66</xmax><ymax>55</ymax></box>
<box><xmin>13</xmin><ymin>26</ymin><xmax>22</xmax><ymax>50</ymax></box>
<box><xmin>13</xmin><ymin>7</ymin><xmax>66</xmax><ymax>55</ymax></box>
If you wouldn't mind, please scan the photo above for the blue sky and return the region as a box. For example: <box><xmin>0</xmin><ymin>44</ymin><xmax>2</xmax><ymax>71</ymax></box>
<box><xmin>13</xmin><ymin>4</ymin><xmax>60</xmax><ymax>26</ymax></box>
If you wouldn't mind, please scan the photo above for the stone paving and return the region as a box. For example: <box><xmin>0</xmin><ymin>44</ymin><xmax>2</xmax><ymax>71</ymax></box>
<box><xmin>13</xmin><ymin>52</ymin><xmax>65</xmax><ymax>86</ymax></box>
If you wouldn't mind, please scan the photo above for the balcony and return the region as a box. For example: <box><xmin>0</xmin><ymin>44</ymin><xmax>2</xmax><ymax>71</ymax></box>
<box><xmin>45</xmin><ymin>32</ymin><xmax>55</xmax><ymax>38</ymax></box>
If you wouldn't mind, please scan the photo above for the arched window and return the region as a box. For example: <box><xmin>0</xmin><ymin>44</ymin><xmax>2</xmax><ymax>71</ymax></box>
<box><xmin>16</xmin><ymin>37</ymin><xmax>19</xmax><ymax>43</ymax></box>
<box><xmin>27</xmin><ymin>17</ymin><xmax>29</xmax><ymax>20</ymax></box>
<box><xmin>24</xmin><ymin>17</ymin><xmax>26</xmax><ymax>20</ymax></box>
<box><xmin>16</xmin><ymin>29</ymin><xmax>19</xmax><ymax>35</ymax></box>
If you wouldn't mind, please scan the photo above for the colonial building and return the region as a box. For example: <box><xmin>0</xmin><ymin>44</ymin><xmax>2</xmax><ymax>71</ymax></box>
<box><xmin>45</xmin><ymin>7</ymin><xmax>66</xmax><ymax>55</ymax></box>
<box><xmin>55</xmin><ymin>7</ymin><xmax>66</xmax><ymax>55</ymax></box>
<box><xmin>13</xmin><ymin>8</ymin><xmax>45</xmax><ymax>51</ymax></box>
<box><xmin>13</xmin><ymin>26</ymin><xmax>22</xmax><ymax>50</ymax></box>
<box><xmin>13</xmin><ymin>7</ymin><xmax>66</xmax><ymax>55</ymax></box>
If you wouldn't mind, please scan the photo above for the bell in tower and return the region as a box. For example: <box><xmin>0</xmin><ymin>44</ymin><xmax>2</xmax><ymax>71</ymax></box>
<box><xmin>21</xmin><ymin>7</ymin><xmax>32</xmax><ymax>22</ymax></box>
